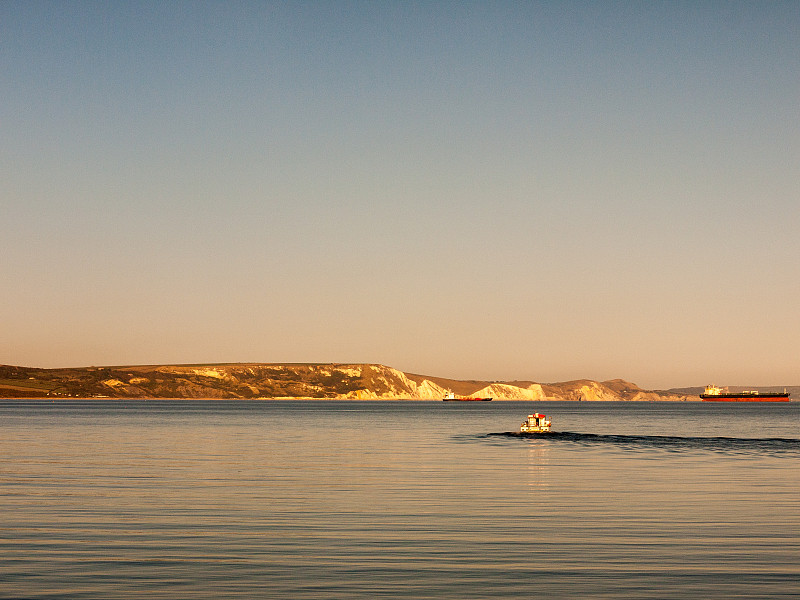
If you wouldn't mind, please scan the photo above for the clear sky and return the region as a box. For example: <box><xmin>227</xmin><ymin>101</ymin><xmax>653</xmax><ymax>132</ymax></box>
<box><xmin>2</xmin><ymin>1</ymin><xmax>798</xmax><ymax>389</ymax></box>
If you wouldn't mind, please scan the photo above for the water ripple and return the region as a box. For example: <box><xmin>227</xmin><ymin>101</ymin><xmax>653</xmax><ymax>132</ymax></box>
<box><xmin>482</xmin><ymin>431</ymin><xmax>800</xmax><ymax>456</ymax></box>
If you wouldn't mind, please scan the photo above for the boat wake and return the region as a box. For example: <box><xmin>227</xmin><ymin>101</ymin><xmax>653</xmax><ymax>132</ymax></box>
<box><xmin>483</xmin><ymin>431</ymin><xmax>800</xmax><ymax>456</ymax></box>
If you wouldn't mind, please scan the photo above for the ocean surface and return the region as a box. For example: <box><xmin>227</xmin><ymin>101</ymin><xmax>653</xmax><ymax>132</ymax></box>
<box><xmin>1</xmin><ymin>400</ymin><xmax>798</xmax><ymax>599</ymax></box>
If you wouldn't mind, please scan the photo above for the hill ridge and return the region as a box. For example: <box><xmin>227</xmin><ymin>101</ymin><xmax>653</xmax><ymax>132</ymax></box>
<box><xmin>0</xmin><ymin>363</ymin><xmax>713</xmax><ymax>401</ymax></box>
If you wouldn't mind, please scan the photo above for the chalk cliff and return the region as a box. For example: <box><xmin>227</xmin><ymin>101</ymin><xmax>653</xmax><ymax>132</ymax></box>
<box><xmin>0</xmin><ymin>363</ymin><xmax>695</xmax><ymax>401</ymax></box>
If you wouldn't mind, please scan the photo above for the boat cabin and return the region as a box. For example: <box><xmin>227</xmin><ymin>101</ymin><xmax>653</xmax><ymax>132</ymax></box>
<box><xmin>520</xmin><ymin>413</ymin><xmax>551</xmax><ymax>433</ymax></box>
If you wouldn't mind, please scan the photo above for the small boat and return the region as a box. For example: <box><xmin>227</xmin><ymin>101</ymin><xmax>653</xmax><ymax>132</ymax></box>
<box><xmin>443</xmin><ymin>392</ymin><xmax>492</xmax><ymax>401</ymax></box>
<box><xmin>520</xmin><ymin>412</ymin><xmax>551</xmax><ymax>433</ymax></box>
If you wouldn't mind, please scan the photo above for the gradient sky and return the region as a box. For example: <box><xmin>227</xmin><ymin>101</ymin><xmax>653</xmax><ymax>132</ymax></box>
<box><xmin>2</xmin><ymin>1</ymin><xmax>798</xmax><ymax>389</ymax></box>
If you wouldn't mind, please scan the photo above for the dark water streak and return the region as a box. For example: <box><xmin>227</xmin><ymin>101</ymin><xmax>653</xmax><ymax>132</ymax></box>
<box><xmin>486</xmin><ymin>431</ymin><xmax>800</xmax><ymax>456</ymax></box>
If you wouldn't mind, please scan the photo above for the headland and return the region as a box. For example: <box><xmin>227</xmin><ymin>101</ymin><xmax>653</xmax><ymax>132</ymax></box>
<box><xmin>0</xmin><ymin>363</ymin><xmax>741</xmax><ymax>401</ymax></box>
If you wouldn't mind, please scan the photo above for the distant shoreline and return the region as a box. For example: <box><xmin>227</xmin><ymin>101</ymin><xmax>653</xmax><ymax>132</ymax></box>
<box><xmin>2</xmin><ymin>363</ymin><xmax>793</xmax><ymax>401</ymax></box>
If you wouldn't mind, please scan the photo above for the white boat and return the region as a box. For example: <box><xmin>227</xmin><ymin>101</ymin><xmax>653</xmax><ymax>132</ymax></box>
<box><xmin>520</xmin><ymin>412</ymin><xmax>551</xmax><ymax>433</ymax></box>
<box><xmin>442</xmin><ymin>392</ymin><xmax>492</xmax><ymax>401</ymax></box>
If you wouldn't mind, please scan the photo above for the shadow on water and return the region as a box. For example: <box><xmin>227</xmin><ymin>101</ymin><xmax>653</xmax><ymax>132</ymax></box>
<box><xmin>477</xmin><ymin>431</ymin><xmax>800</xmax><ymax>457</ymax></box>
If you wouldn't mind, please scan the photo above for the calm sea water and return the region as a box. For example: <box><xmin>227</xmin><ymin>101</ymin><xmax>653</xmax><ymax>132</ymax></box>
<box><xmin>1</xmin><ymin>400</ymin><xmax>798</xmax><ymax>599</ymax></box>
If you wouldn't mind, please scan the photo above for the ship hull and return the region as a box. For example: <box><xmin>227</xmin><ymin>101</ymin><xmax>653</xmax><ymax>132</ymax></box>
<box><xmin>443</xmin><ymin>397</ymin><xmax>492</xmax><ymax>402</ymax></box>
<box><xmin>700</xmin><ymin>394</ymin><xmax>789</xmax><ymax>402</ymax></box>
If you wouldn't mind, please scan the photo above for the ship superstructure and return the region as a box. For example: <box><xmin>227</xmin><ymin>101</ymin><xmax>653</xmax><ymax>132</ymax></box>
<box><xmin>442</xmin><ymin>392</ymin><xmax>492</xmax><ymax>401</ymax></box>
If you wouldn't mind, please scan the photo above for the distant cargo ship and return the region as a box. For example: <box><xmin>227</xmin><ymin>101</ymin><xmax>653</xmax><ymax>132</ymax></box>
<box><xmin>700</xmin><ymin>384</ymin><xmax>789</xmax><ymax>402</ymax></box>
<box><xmin>443</xmin><ymin>392</ymin><xmax>492</xmax><ymax>401</ymax></box>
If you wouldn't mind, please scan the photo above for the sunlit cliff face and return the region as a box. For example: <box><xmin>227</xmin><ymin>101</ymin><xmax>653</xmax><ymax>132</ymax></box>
<box><xmin>0</xmin><ymin>363</ymin><xmax>694</xmax><ymax>401</ymax></box>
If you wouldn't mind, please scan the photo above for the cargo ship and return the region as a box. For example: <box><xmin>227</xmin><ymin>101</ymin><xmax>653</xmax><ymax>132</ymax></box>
<box><xmin>442</xmin><ymin>392</ymin><xmax>492</xmax><ymax>401</ymax></box>
<box><xmin>700</xmin><ymin>384</ymin><xmax>790</xmax><ymax>402</ymax></box>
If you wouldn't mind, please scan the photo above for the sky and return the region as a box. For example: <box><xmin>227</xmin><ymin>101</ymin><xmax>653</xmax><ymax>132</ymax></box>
<box><xmin>2</xmin><ymin>1</ymin><xmax>798</xmax><ymax>389</ymax></box>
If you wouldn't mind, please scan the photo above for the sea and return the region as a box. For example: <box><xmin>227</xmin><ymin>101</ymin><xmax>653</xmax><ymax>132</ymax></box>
<box><xmin>1</xmin><ymin>399</ymin><xmax>798</xmax><ymax>599</ymax></box>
